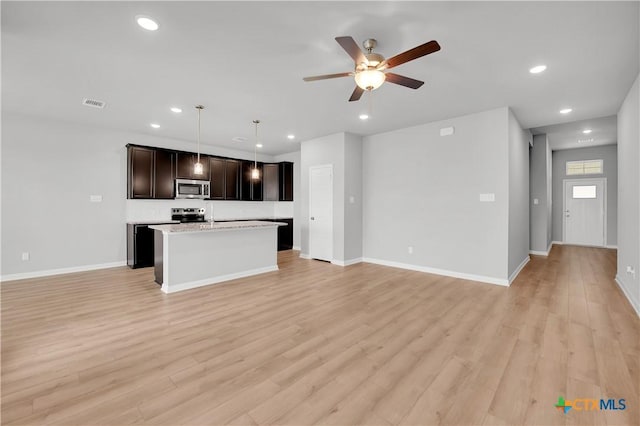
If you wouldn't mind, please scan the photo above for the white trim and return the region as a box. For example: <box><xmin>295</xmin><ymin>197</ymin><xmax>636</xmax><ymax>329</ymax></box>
<box><xmin>161</xmin><ymin>265</ymin><xmax>278</xmax><ymax>294</ymax></box>
<box><xmin>529</xmin><ymin>250</ymin><xmax>549</xmax><ymax>256</ymax></box>
<box><xmin>509</xmin><ymin>256</ymin><xmax>530</xmax><ymax>284</ymax></box>
<box><xmin>361</xmin><ymin>257</ymin><xmax>508</xmax><ymax>287</ymax></box>
<box><xmin>530</xmin><ymin>242</ymin><xmax>553</xmax><ymax>257</ymax></box>
<box><xmin>299</xmin><ymin>253</ymin><xmax>311</xmax><ymax>259</ymax></box>
<box><xmin>0</xmin><ymin>261</ymin><xmax>127</xmax><ymax>282</ymax></box>
<box><xmin>605</xmin><ymin>245</ymin><xmax>618</xmax><ymax>250</ymax></box>
<box><xmin>292</xmin><ymin>246</ymin><xmax>301</xmax><ymax>251</ymax></box>
<box><xmin>552</xmin><ymin>240</ymin><xmax>564</xmax><ymax>246</ymax></box>
<box><xmin>615</xmin><ymin>276</ymin><xmax>640</xmax><ymax>317</ymax></box>
<box><xmin>331</xmin><ymin>258</ymin><xmax>363</xmax><ymax>267</ymax></box>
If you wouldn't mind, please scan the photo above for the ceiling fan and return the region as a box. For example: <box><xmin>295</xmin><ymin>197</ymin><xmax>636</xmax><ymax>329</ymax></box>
<box><xmin>303</xmin><ymin>36</ymin><xmax>441</xmax><ymax>102</ymax></box>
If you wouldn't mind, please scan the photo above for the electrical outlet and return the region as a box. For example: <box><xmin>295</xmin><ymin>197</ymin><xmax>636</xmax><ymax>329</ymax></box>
<box><xmin>21</xmin><ymin>252</ymin><xmax>30</xmax><ymax>261</ymax></box>
<box><xmin>627</xmin><ymin>266</ymin><xmax>636</xmax><ymax>278</ymax></box>
<box><xmin>408</xmin><ymin>246</ymin><xmax>413</xmax><ymax>254</ymax></box>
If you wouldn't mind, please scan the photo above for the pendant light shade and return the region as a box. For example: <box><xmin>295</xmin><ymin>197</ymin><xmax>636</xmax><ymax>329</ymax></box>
<box><xmin>252</xmin><ymin>120</ymin><xmax>261</xmax><ymax>180</ymax></box>
<box><xmin>194</xmin><ymin>105</ymin><xmax>204</xmax><ymax>175</ymax></box>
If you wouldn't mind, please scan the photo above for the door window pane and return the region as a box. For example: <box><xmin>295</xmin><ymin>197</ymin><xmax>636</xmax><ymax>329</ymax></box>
<box><xmin>572</xmin><ymin>185</ymin><xmax>597</xmax><ymax>199</ymax></box>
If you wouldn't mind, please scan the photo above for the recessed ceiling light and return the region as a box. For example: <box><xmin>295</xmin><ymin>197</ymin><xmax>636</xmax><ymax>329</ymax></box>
<box><xmin>256</xmin><ymin>143</ymin><xmax>263</xmax><ymax>148</ymax></box>
<box><xmin>583</xmin><ymin>129</ymin><xmax>592</xmax><ymax>134</ymax></box>
<box><xmin>287</xmin><ymin>134</ymin><xmax>295</xmax><ymax>140</ymax></box>
<box><xmin>150</xmin><ymin>123</ymin><xmax>160</xmax><ymax>129</ymax></box>
<box><xmin>170</xmin><ymin>107</ymin><xmax>182</xmax><ymax>113</ymax></box>
<box><xmin>359</xmin><ymin>114</ymin><xmax>369</xmax><ymax>120</ymax></box>
<box><xmin>559</xmin><ymin>108</ymin><xmax>572</xmax><ymax>114</ymax></box>
<box><xmin>578</xmin><ymin>138</ymin><xmax>594</xmax><ymax>143</ymax></box>
<box><xmin>136</xmin><ymin>15</ymin><xmax>159</xmax><ymax>31</ymax></box>
<box><xmin>529</xmin><ymin>65</ymin><xmax>547</xmax><ymax>74</ymax></box>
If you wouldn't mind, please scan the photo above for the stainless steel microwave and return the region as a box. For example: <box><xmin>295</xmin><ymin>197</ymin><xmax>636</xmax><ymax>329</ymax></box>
<box><xmin>175</xmin><ymin>179</ymin><xmax>210</xmax><ymax>199</ymax></box>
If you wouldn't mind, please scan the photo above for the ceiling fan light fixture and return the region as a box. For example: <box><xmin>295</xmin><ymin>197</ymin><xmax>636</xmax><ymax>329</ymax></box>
<box><xmin>355</xmin><ymin>69</ymin><xmax>386</xmax><ymax>91</ymax></box>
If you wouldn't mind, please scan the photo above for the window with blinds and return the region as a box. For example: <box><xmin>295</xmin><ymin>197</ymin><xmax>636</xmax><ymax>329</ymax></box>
<box><xmin>566</xmin><ymin>159</ymin><xmax>603</xmax><ymax>175</ymax></box>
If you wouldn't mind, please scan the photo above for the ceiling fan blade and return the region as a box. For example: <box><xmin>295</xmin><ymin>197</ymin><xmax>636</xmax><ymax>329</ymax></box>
<box><xmin>349</xmin><ymin>86</ymin><xmax>365</xmax><ymax>102</ymax></box>
<box><xmin>385</xmin><ymin>40</ymin><xmax>441</xmax><ymax>69</ymax></box>
<box><xmin>335</xmin><ymin>36</ymin><xmax>367</xmax><ymax>66</ymax></box>
<box><xmin>303</xmin><ymin>72</ymin><xmax>352</xmax><ymax>82</ymax></box>
<box><xmin>385</xmin><ymin>73</ymin><xmax>424</xmax><ymax>89</ymax></box>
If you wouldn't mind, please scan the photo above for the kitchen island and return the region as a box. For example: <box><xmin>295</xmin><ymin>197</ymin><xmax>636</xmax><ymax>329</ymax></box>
<box><xmin>149</xmin><ymin>221</ymin><xmax>285</xmax><ymax>294</ymax></box>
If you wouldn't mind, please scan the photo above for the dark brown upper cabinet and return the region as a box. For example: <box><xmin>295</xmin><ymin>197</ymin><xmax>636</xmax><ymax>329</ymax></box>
<box><xmin>279</xmin><ymin>161</ymin><xmax>294</xmax><ymax>201</ymax></box>
<box><xmin>241</xmin><ymin>161</ymin><xmax>263</xmax><ymax>201</ymax></box>
<box><xmin>126</xmin><ymin>144</ymin><xmax>291</xmax><ymax>201</ymax></box>
<box><xmin>177</xmin><ymin>152</ymin><xmax>210</xmax><ymax>180</ymax></box>
<box><xmin>209</xmin><ymin>157</ymin><xmax>226</xmax><ymax>199</ymax></box>
<box><xmin>127</xmin><ymin>146</ymin><xmax>176</xmax><ymax>199</ymax></box>
<box><xmin>263</xmin><ymin>163</ymin><xmax>280</xmax><ymax>201</ymax></box>
<box><xmin>209</xmin><ymin>157</ymin><xmax>241</xmax><ymax>200</ymax></box>
<box><xmin>225</xmin><ymin>159</ymin><xmax>241</xmax><ymax>200</ymax></box>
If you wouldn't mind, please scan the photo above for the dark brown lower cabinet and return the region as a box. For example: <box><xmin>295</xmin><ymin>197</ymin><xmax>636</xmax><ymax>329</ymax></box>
<box><xmin>276</xmin><ymin>218</ymin><xmax>294</xmax><ymax>250</ymax></box>
<box><xmin>127</xmin><ymin>224</ymin><xmax>155</xmax><ymax>268</ymax></box>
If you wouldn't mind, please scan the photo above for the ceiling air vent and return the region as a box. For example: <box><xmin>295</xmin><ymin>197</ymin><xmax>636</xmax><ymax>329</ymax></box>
<box><xmin>82</xmin><ymin>98</ymin><xmax>106</xmax><ymax>109</ymax></box>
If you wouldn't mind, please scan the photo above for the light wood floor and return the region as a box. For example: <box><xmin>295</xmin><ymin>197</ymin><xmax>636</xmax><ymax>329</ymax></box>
<box><xmin>2</xmin><ymin>246</ymin><xmax>638</xmax><ymax>425</ymax></box>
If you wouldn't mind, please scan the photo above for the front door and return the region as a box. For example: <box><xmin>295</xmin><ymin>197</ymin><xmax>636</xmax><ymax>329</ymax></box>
<box><xmin>563</xmin><ymin>179</ymin><xmax>605</xmax><ymax>247</ymax></box>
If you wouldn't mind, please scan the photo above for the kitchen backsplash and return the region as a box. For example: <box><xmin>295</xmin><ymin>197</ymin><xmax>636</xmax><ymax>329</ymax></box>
<box><xmin>126</xmin><ymin>199</ymin><xmax>294</xmax><ymax>222</ymax></box>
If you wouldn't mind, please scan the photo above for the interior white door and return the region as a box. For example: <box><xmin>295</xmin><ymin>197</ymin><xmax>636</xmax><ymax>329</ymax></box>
<box><xmin>309</xmin><ymin>165</ymin><xmax>333</xmax><ymax>261</ymax></box>
<box><xmin>564</xmin><ymin>179</ymin><xmax>605</xmax><ymax>246</ymax></box>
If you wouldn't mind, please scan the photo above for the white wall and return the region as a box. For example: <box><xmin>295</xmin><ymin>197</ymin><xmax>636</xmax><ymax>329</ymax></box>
<box><xmin>343</xmin><ymin>133</ymin><xmax>363</xmax><ymax>262</ymax></box>
<box><xmin>507</xmin><ymin>109</ymin><xmax>531</xmax><ymax>279</ymax></box>
<box><xmin>362</xmin><ymin>107</ymin><xmax>511</xmax><ymax>283</ymax></box>
<box><xmin>300</xmin><ymin>133</ymin><xmax>345</xmax><ymax>261</ymax></box>
<box><xmin>551</xmin><ymin>145</ymin><xmax>618</xmax><ymax>246</ymax></box>
<box><xmin>0</xmin><ymin>112</ymin><xmax>297</xmax><ymax>278</ymax></box>
<box><xmin>617</xmin><ymin>73</ymin><xmax>639</xmax><ymax>315</ymax></box>
<box><xmin>530</xmin><ymin>134</ymin><xmax>552</xmax><ymax>253</ymax></box>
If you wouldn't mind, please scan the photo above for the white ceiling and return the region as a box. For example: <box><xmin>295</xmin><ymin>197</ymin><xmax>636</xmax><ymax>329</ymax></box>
<box><xmin>3</xmin><ymin>1</ymin><xmax>638</xmax><ymax>155</ymax></box>
<box><xmin>531</xmin><ymin>115</ymin><xmax>617</xmax><ymax>151</ymax></box>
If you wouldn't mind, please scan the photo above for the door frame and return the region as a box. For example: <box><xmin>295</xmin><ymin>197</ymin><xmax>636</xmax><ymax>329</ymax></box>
<box><xmin>562</xmin><ymin>177</ymin><xmax>607</xmax><ymax>247</ymax></box>
<box><xmin>308</xmin><ymin>164</ymin><xmax>333</xmax><ymax>261</ymax></box>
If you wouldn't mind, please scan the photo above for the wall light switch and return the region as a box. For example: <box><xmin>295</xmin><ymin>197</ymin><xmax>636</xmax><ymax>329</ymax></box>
<box><xmin>534</xmin><ymin>198</ymin><xmax>539</xmax><ymax>205</ymax></box>
<box><xmin>479</xmin><ymin>193</ymin><xmax>495</xmax><ymax>202</ymax></box>
<box><xmin>440</xmin><ymin>126</ymin><xmax>455</xmax><ymax>136</ymax></box>
<box><xmin>21</xmin><ymin>252</ymin><xmax>30</xmax><ymax>261</ymax></box>
<box><xmin>90</xmin><ymin>195</ymin><xmax>103</xmax><ymax>203</ymax></box>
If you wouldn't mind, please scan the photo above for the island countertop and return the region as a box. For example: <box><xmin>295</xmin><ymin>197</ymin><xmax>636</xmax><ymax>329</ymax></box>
<box><xmin>149</xmin><ymin>220</ymin><xmax>286</xmax><ymax>234</ymax></box>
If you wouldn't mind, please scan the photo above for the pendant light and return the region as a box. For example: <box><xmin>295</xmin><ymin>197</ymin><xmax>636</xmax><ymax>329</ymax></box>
<box><xmin>252</xmin><ymin>120</ymin><xmax>260</xmax><ymax>180</ymax></box>
<box><xmin>194</xmin><ymin>105</ymin><xmax>204</xmax><ymax>175</ymax></box>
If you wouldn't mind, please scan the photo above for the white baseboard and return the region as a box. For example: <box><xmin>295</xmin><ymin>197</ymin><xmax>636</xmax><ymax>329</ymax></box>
<box><xmin>615</xmin><ymin>276</ymin><xmax>640</xmax><ymax>317</ymax></box>
<box><xmin>605</xmin><ymin>245</ymin><xmax>618</xmax><ymax>250</ymax></box>
<box><xmin>530</xmin><ymin>242</ymin><xmax>554</xmax><ymax>257</ymax></box>
<box><xmin>361</xmin><ymin>257</ymin><xmax>508</xmax><ymax>287</ymax></box>
<box><xmin>331</xmin><ymin>258</ymin><xmax>363</xmax><ymax>267</ymax></box>
<box><xmin>552</xmin><ymin>240</ymin><xmax>563</xmax><ymax>246</ymax></box>
<box><xmin>529</xmin><ymin>250</ymin><xmax>548</xmax><ymax>256</ymax></box>
<box><xmin>509</xmin><ymin>256</ymin><xmax>530</xmax><ymax>285</ymax></box>
<box><xmin>292</xmin><ymin>246</ymin><xmax>301</xmax><ymax>251</ymax></box>
<box><xmin>0</xmin><ymin>261</ymin><xmax>127</xmax><ymax>283</ymax></box>
<box><xmin>162</xmin><ymin>265</ymin><xmax>278</xmax><ymax>294</ymax></box>
<box><xmin>299</xmin><ymin>253</ymin><xmax>311</xmax><ymax>259</ymax></box>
